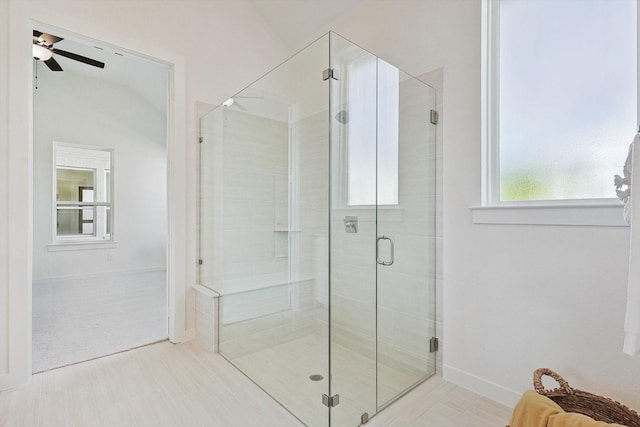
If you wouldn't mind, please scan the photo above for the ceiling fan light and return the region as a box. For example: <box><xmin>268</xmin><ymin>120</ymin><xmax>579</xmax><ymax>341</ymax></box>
<box><xmin>222</xmin><ymin>98</ymin><xmax>234</xmax><ymax>107</ymax></box>
<box><xmin>33</xmin><ymin>44</ymin><xmax>52</xmax><ymax>61</ymax></box>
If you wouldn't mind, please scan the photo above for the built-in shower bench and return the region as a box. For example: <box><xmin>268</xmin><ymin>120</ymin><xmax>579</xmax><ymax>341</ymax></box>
<box><xmin>192</xmin><ymin>272</ymin><xmax>314</xmax><ymax>353</ymax></box>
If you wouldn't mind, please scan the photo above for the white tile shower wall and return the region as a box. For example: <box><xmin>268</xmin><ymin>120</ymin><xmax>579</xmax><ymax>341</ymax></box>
<box><xmin>200</xmin><ymin>109</ymin><xmax>293</xmax><ymax>334</ymax></box>
<box><xmin>216</xmin><ymin>109</ymin><xmax>289</xmax><ymax>282</ymax></box>
<box><xmin>218</xmin><ymin>109</ymin><xmax>331</xmax><ymax>360</ymax></box>
<box><xmin>290</xmin><ymin>110</ymin><xmax>330</xmax><ymax>331</ymax></box>
<box><xmin>329</xmin><ymin>215</ymin><xmax>377</xmax><ymax>357</ymax></box>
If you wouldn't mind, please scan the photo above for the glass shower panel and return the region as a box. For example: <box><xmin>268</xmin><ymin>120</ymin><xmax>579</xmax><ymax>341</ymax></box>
<box><xmin>328</xmin><ymin>33</ymin><xmax>378</xmax><ymax>427</ymax></box>
<box><xmin>199</xmin><ymin>34</ymin><xmax>331</xmax><ymax>427</ymax></box>
<box><xmin>199</xmin><ymin>31</ymin><xmax>438</xmax><ymax>427</ymax></box>
<box><xmin>198</xmin><ymin>107</ymin><xmax>221</xmax><ymax>289</ymax></box>
<box><xmin>376</xmin><ymin>68</ymin><xmax>437</xmax><ymax>408</ymax></box>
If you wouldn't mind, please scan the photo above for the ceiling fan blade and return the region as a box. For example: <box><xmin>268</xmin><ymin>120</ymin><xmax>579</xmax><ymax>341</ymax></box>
<box><xmin>33</xmin><ymin>31</ymin><xmax>63</xmax><ymax>46</ymax></box>
<box><xmin>234</xmin><ymin>101</ymin><xmax>247</xmax><ymax>111</ymax></box>
<box><xmin>44</xmin><ymin>57</ymin><xmax>63</xmax><ymax>72</ymax></box>
<box><xmin>52</xmin><ymin>48</ymin><xmax>105</xmax><ymax>69</ymax></box>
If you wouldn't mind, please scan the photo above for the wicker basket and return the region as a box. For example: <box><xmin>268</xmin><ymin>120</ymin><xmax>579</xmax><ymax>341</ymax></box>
<box><xmin>532</xmin><ymin>368</ymin><xmax>640</xmax><ymax>427</ymax></box>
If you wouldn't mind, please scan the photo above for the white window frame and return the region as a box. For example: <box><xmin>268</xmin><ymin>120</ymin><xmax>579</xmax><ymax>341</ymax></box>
<box><xmin>473</xmin><ymin>0</ymin><xmax>637</xmax><ymax>226</ymax></box>
<box><xmin>50</xmin><ymin>142</ymin><xmax>117</xmax><ymax>248</ymax></box>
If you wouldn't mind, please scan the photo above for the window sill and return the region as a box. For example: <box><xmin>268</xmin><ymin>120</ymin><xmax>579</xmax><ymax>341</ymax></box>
<box><xmin>47</xmin><ymin>241</ymin><xmax>119</xmax><ymax>251</ymax></box>
<box><xmin>470</xmin><ymin>203</ymin><xmax>627</xmax><ymax>227</ymax></box>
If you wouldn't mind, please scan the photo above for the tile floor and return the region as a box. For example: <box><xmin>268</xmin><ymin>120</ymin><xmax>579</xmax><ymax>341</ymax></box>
<box><xmin>229</xmin><ymin>334</ymin><xmax>431</xmax><ymax>427</ymax></box>
<box><xmin>0</xmin><ymin>340</ymin><xmax>513</xmax><ymax>427</ymax></box>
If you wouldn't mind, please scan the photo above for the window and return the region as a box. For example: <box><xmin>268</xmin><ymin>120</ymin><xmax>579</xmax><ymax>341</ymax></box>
<box><xmin>54</xmin><ymin>144</ymin><xmax>113</xmax><ymax>243</ymax></box>
<box><xmin>484</xmin><ymin>0</ymin><xmax>637</xmax><ymax>205</ymax></box>
<box><xmin>342</xmin><ymin>55</ymin><xmax>400</xmax><ymax>206</ymax></box>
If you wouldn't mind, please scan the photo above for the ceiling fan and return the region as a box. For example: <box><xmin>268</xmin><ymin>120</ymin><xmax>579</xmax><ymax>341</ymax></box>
<box><xmin>32</xmin><ymin>30</ymin><xmax>105</xmax><ymax>72</ymax></box>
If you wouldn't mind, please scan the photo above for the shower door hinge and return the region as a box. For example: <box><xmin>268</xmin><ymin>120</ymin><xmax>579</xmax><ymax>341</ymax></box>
<box><xmin>430</xmin><ymin>337</ymin><xmax>439</xmax><ymax>353</ymax></box>
<box><xmin>430</xmin><ymin>109</ymin><xmax>439</xmax><ymax>125</ymax></box>
<box><xmin>322</xmin><ymin>393</ymin><xmax>340</xmax><ymax>407</ymax></box>
<box><xmin>322</xmin><ymin>68</ymin><xmax>339</xmax><ymax>81</ymax></box>
<box><xmin>198</xmin><ymin>136</ymin><xmax>203</xmax><ymax>143</ymax></box>
<box><xmin>198</xmin><ymin>259</ymin><xmax>203</xmax><ymax>265</ymax></box>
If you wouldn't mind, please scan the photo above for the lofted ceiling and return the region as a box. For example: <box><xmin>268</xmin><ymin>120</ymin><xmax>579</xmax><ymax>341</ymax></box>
<box><xmin>33</xmin><ymin>29</ymin><xmax>168</xmax><ymax>114</ymax></box>
<box><xmin>32</xmin><ymin>1</ymin><xmax>365</xmax><ymax>112</ymax></box>
<box><xmin>250</xmin><ymin>0</ymin><xmax>365</xmax><ymax>49</ymax></box>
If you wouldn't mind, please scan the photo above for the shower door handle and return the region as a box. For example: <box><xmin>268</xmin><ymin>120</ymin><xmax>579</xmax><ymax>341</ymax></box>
<box><xmin>376</xmin><ymin>236</ymin><xmax>394</xmax><ymax>266</ymax></box>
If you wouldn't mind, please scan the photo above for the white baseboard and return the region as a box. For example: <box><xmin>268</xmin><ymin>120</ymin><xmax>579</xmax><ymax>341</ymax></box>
<box><xmin>443</xmin><ymin>364</ymin><xmax>521</xmax><ymax>407</ymax></box>
<box><xmin>0</xmin><ymin>371</ymin><xmax>31</xmax><ymax>392</ymax></box>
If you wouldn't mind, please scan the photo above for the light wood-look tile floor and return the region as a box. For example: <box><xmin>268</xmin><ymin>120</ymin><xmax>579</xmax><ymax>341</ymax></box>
<box><xmin>0</xmin><ymin>341</ymin><xmax>513</xmax><ymax>427</ymax></box>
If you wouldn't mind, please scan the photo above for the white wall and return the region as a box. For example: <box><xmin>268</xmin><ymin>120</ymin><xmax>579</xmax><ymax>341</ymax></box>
<box><xmin>0</xmin><ymin>0</ymin><xmax>11</xmax><ymax>379</ymax></box>
<box><xmin>33</xmin><ymin>68</ymin><xmax>167</xmax><ymax>280</ymax></box>
<box><xmin>1</xmin><ymin>0</ymin><xmax>290</xmax><ymax>389</ymax></box>
<box><xmin>322</xmin><ymin>0</ymin><xmax>640</xmax><ymax>408</ymax></box>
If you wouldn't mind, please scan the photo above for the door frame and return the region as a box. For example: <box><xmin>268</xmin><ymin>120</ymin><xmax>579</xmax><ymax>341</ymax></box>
<box><xmin>1</xmin><ymin>15</ymin><xmax>190</xmax><ymax>389</ymax></box>
<box><xmin>29</xmin><ymin>20</ymin><xmax>182</xmax><ymax>355</ymax></box>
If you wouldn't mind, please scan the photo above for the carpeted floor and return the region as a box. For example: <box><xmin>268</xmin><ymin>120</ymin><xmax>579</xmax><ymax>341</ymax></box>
<box><xmin>32</xmin><ymin>270</ymin><xmax>168</xmax><ymax>373</ymax></box>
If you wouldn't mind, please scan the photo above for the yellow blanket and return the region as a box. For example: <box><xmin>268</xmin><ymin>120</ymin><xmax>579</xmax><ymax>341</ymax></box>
<box><xmin>510</xmin><ymin>390</ymin><xmax>627</xmax><ymax>427</ymax></box>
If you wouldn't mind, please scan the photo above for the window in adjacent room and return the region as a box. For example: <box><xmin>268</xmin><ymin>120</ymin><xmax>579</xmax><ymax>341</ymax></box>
<box><xmin>54</xmin><ymin>144</ymin><xmax>113</xmax><ymax>243</ymax></box>
<box><xmin>485</xmin><ymin>0</ymin><xmax>637</xmax><ymax>203</ymax></box>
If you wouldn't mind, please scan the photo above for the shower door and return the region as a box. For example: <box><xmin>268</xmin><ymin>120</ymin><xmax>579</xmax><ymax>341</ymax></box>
<box><xmin>328</xmin><ymin>33</ymin><xmax>437</xmax><ymax>426</ymax></box>
<box><xmin>375</xmin><ymin>65</ymin><xmax>437</xmax><ymax>410</ymax></box>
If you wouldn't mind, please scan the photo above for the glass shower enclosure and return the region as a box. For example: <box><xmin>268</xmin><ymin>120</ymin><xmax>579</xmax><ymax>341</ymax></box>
<box><xmin>199</xmin><ymin>32</ymin><xmax>437</xmax><ymax>427</ymax></box>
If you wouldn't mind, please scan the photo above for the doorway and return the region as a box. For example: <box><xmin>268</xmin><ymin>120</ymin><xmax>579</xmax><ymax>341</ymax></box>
<box><xmin>31</xmin><ymin>26</ymin><xmax>170</xmax><ymax>373</ymax></box>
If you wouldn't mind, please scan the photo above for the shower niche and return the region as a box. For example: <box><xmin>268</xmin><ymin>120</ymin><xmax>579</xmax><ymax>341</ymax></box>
<box><xmin>198</xmin><ymin>32</ymin><xmax>437</xmax><ymax>427</ymax></box>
